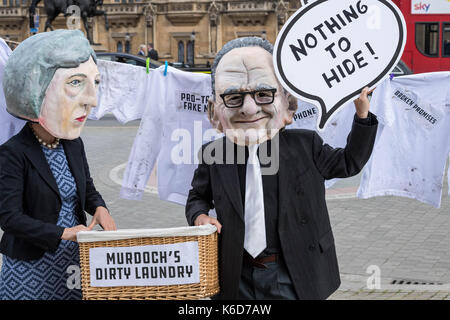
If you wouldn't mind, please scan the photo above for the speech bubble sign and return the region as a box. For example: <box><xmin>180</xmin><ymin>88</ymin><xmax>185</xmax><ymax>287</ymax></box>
<box><xmin>274</xmin><ymin>0</ymin><xmax>406</xmax><ymax>130</ymax></box>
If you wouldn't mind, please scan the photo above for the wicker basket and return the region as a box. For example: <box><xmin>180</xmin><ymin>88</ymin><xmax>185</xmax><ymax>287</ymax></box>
<box><xmin>77</xmin><ymin>225</ymin><xmax>219</xmax><ymax>300</ymax></box>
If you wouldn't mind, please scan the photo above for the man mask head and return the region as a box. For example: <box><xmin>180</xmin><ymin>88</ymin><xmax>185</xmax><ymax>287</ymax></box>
<box><xmin>209</xmin><ymin>37</ymin><xmax>298</xmax><ymax>145</ymax></box>
<box><xmin>3</xmin><ymin>29</ymin><xmax>98</xmax><ymax>140</ymax></box>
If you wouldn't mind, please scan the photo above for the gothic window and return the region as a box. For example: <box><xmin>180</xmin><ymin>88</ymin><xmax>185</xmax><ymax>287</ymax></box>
<box><xmin>117</xmin><ymin>41</ymin><xmax>123</xmax><ymax>52</ymax></box>
<box><xmin>125</xmin><ymin>40</ymin><xmax>131</xmax><ymax>53</ymax></box>
<box><xmin>178</xmin><ymin>40</ymin><xmax>185</xmax><ymax>63</ymax></box>
<box><xmin>187</xmin><ymin>40</ymin><xmax>194</xmax><ymax>66</ymax></box>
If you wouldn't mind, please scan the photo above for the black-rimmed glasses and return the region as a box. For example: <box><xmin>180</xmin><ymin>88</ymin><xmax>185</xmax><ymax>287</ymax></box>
<box><xmin>219</xmin><ymin>88</ymin><xmax>277</xmax><ymax>108</ymax></box>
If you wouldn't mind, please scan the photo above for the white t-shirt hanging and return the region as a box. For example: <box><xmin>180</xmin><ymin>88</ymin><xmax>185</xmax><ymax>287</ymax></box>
<box><xmin>89</xmin><ymin>60</ymin><xmax>151</xmax><ymax>123</ymax></box>
<box><xmin>121</xmin><ymin>66</ymin><xmax>219</xmax><ymax>205</ymax></box>
<box><xmin>0</xmin><ymin>38</ymin><xmax>25</xmax><ymax>145</ymax></box>
<box><xmin>287</xmin><ymin>99</ymin><xmax>356</xmax><ymax>188</ymax></box>
<box><xmin>357</xmin><ymin>72</ymin><xmax>450</xmax><ymax>208</ymax></box>
<box><xmin>446</xmin><ymin>79</ymin><xmax>450</xmax><ymax>197</ymax></box>
<box><xmin>448</xmin><ymin>152</ymin><xmax>450</xmax><ymax>196</ymax></box>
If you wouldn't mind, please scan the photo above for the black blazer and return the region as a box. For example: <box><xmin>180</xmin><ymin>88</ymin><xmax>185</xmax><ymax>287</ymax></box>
<box><xmin>186</xmin><ymin>114</ymin><xmax>378</xmax><ymax>300</ymax></box>
<box><xmin>0</xmin><ymin>124</ymin><xmax>107</xmax><ymax>261</ymax></box>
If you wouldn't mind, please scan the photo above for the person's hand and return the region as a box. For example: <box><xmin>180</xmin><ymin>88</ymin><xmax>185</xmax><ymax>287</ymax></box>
<box><xmin>61</xmin><ymin>225</ymin><xmax>91</xmax><ymax>242</ymax></box>
<box><xmin>353</xmin><ymin>87</ymin><xmax>375</xmax><ymax>119</ymax></box>
<box><xmin>88</xmin><ymin>206</ymin><xmax>117</xmax><ymax>231</ymax></box>
<box><xmin>194</xmin><ymin>214</ymin><xmax>222</xmax><ymax>234</ymax></box>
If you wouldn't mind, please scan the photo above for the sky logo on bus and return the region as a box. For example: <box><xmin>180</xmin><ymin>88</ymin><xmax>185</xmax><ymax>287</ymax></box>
<box><xmin>414</xmin><ymin>2</ymin><xmax>431</xmax><ymax>12</ymax></box>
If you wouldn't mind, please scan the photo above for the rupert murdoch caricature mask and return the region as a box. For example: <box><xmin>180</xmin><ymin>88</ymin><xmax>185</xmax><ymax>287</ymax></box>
<box><xmin>208</xmin><ymin>37</ymin><xmax>298</xmax><ymax>146</ymax></box>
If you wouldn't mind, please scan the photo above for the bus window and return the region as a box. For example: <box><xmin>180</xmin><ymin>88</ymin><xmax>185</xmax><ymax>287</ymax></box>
<box><xmin>443</xmin><ymin>23</ymin><xmax>450</xmax><ymax>57</ymax></box>
<box><xmin>416</xmin><ymin>23</ymin><xmax>439</xmax><ymax>57</ymax></box>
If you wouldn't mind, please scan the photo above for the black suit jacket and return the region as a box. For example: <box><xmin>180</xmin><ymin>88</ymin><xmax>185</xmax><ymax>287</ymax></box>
<box><xmin>186</xmin><ymin>114</ymin><xmax>378</xmax><ymax>300</ymax></box>
<box><xmin>0</xmin><ymin>124</ymin><xmax>107</xmax><ymax>261</ymax></box>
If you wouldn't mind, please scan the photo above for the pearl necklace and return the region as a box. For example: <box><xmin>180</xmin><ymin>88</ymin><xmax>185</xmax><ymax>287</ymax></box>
<box><xmin>30</xmin><ymin>125</ymin><xmax>60</xmax><ymax>149</ymax></box>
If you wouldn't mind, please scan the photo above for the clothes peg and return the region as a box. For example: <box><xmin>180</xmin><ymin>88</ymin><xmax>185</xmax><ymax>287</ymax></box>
<box><xmin>164</xmin><ymin>60</ymin><xmax>168</xmax><ymax>76</ymax></box>
<box><xmin>146</xmin><ymin>58</ymin><xmax>150</xmax><ymax>74</ymax></box>
<box><xmin>389</xmin><ymin>73</ymin><xmax>395</xmax><ymax>80</ymax></box>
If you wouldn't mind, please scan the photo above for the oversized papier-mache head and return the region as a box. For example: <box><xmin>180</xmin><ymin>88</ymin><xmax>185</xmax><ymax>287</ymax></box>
<box><xmin>3</xmin><ymin>29</ymin><xmax>99</xmax><ymax>140</ymax></box>
<box><xmin>208</xmin><ymin>37</ymin><xmax>298</xmax><ymax>146</ymax></box>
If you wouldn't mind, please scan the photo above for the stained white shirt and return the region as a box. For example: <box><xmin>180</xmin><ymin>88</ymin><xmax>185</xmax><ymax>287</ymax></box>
<box><xmin>287</xmin><ymin>99</ymin><xmax>356</xmax><ymax>188</ymax></box>
<box><xmin>0</xmin><ymin>38</ymin><xmax>25</xmax><ymax>145</ymax></box>
<box><xmin>89</xmin><ymin>60</ymin><xmax>152</xmax><ymax>123</ymax></box>
<box><xmin>120</xmin><ymin>66</ymin><xmax>218</xmax><ymax>205</ymax></box>
<box><xmin>357</xmin><ymin>72</ymin><xmax>450</xmax><ymax>208</ymax></box>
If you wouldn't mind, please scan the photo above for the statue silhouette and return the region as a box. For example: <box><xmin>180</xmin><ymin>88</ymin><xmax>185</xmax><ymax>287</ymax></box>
<box><xmin>29</xmin><ymin>0</ymin><xmax>109</xmax><ymax>44</ymax></box>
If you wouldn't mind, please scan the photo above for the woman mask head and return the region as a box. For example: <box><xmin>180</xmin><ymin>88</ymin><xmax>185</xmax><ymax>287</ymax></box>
<box><xmin>3</xmin><ymin>29</ymin><xmax>98</xmax><ymax>140</ymax></box>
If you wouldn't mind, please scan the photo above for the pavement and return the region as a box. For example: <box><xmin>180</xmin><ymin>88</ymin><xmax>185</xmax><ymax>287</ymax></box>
<box><xmin>1</xmin><ymin>115</ymin><xmax>449</xmax><ymax>300</ymax></box>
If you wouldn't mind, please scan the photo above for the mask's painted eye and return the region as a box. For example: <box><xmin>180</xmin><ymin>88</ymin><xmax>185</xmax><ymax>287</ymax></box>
<box><xmin>95</xmin><ymin>79</ymin><xmax>100</xmax><ymax>86</ymax></box>
<box><xmin>224</xmin><ymin>94</ymin><xmax>243</xmax><ymax>106</ymax></box>
<box><xmin>255</xmin><ymin>90</ymin><xmax>275</xmax><ymax>104</ymax></box>
<box><xmin>69</xmin><ymin>79</ymin><xmax>81</xmax><ymax>86</ymax></box>
<box><xmin>256</xmin><ymin>91</ymin><xmax>269</xmax><ymax>97</ymax></box>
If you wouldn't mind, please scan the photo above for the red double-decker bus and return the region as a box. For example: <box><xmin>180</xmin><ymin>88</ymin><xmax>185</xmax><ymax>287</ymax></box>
<box><xmin>392</xmin><ymin>0</ymin><xmax>450</xmax><ymax>73</ymax></box>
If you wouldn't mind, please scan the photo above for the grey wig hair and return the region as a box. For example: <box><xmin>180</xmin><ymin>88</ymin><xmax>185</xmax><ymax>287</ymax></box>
<box><xmin>210</xmin><ymin>37</ymin><xmax>274</xmax><ymax>100</ymax></box>
<box><xmin>3</xmin><ymin>29</ymin><xmax>97</xmax><ymax>121</ymax></box>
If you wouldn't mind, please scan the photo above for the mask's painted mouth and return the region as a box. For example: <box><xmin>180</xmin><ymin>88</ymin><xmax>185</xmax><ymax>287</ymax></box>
<box><xmin>234</xmin><ymin>116</ymin><xmax>269</xmax><ymax>124</ymax></box>
<box><xmin>75</xmin><ymin>115</ymin><xmax>86</xmax><ymax>122</ymax></box>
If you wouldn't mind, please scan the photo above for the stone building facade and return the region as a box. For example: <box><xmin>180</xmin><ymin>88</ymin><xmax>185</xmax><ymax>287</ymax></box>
<box><xmin>0</xmin><ymin>0</ymin><xmax>302</xmax><ymax>66</ymax></box>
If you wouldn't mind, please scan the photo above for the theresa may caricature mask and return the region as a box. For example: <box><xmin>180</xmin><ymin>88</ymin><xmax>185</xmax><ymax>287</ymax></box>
<box><xmin>3</xmin><ymin>29</ymin><xmax>98</xmax><ymax>140</ymax></box>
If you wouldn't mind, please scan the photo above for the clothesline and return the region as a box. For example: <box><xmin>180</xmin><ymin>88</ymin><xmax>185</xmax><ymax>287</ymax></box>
<box><xmin>1</xmin><ymin>55</ymin><xmax>449</xmax><ymax>209</ymax></box>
